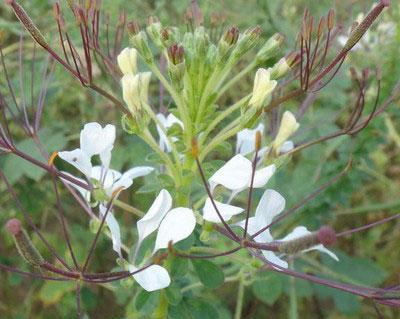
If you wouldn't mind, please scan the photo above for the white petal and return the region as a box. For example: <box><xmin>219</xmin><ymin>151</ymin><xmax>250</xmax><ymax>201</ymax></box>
<box><xmin>130</xmin><ymin>264</ymin><xmax>171</xmax><ymax>292</ymax></box>
<box><xmin>235</xmin><ymin>217</ymin><xmax>273</xmax><ymax>243</ymax></box>
<box><xmin>304</xmin><ymin>244</ymin><xmax>339</xmax><ymax>261</ymax></box>
<box><xmin>202</xmin><ymin>198</ymin><xmax>244</xmax><ymax>223</ymax></box>
<box><xmin>280</xmin><ymin>141</ymin><xmax>294</xmax><ymax>153</ymax></box>
<box><xmin>99</xmin><ymin>204</ymin><xmax>122</xmax><ymax>257</ymax></box>
<box><xmin>252</xmin><ymin>164</ymin><xmax>276</xmax><ymax>188</ymax></box>
<box><xmin>236</xmin><ymin>123</ymin><xmax>264</xmax><ymax>155</ymax></box>
<box><xmin>156</xmin><ymin>113</ymin><xmax>183</xmax><ymax>153</ymax></box>
<box><xmin>99</xmin><ymin>144</ymin><xmax>113</xmax><ymax>169</ymax></box>
<box><xmin>80</xmin><ymin>123</ymin><xmax>116</xmax><ymax>157</ymax></box>
<box><xmin>154</xmin><ymin>207</ymin><xmax>196</xmax><ymax>252</ymax></box>
<box><xmin>209</xmin><ymin>154</ymin><xmax>252</xmax><ymax>193</ymax></box>
<box><xmin>109</xmin><ymin>166</ymin><xmax>154</xmax><ymax>195</ymax></box>
<box><xmin>91</xmin><ymin>166</ymin><xmax>122</xmax><ymax>189</ymax></box>
<box><xmin>263</xmin><ymin>251</ymin><xmax>288</xmax><ymax>269</ymax></box>
<box><xmin>60</xmin><ymin>171</ymin><xmax>91</xmax><ymax>202</ymax></box>
<box><xmin>137</xmin><ymin>189</ymin><xmax>172</xmax><ymax>243</ymax></box>
<box><xmin>254</xmin><ymin>189</ymin><xmax>285</xmax><ymax>226</ymax></box>
<box><xmin>58</xmin><ymin>148</ymin><xmax>92</xmax><ymax>177</ymax></box>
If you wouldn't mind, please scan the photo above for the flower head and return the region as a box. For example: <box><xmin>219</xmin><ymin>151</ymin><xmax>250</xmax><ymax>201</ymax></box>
<box><xmin>235</xmin><ymin>189</ymin><xmax>338</xmax><ymax>268</ymax></box>
<box><xmin>121</xmin><ymin>72</ymin><xmax>151</xmax><ymax>114</ymax></box>
<box><xmin>248</xmin><ymin>68</ymin><xmax>277</xmax><ymax>110</ymax></box>
<box><xmin>117</xmin><ymin>47</ymin><xmax>138</xmax><ymax>75</ymax></box>
<box><xmin>156</xmin><ymin>113</ymin><xmax>184</xmax><ymax>152</ymax></box>
<box><xmin>272</xmin><ymin>111</ymin><xmax>299</xmax><ymax>152</ymax></box>
<box><xmin>209</xmin><ymin>154</ymin><xmax>276</xmax><ymax>199</ymax></box>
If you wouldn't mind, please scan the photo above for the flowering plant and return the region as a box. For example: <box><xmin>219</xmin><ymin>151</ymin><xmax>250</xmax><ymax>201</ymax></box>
<box><xmin>1</xmin><ymin>0</ymin><xmax>399</xmax><ymax>318</ymax></box>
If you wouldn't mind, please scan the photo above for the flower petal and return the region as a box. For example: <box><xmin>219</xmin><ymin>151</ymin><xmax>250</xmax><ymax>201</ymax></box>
<box><xmin>252</xmin><ymin>164</ymin><xmax>276</xmax><ymax>188</ymax></box>
<box><xmin>156</xmin><ymin>113</ymin><xmax>183</xmax><ymax>152</ymax></box>
<box><xmin>154</xmin><ymin>207</ymin><xmax>196</xmax><ymax>252</ymax></box>
<box><xmin>254</xmin><ymin>189</ymin><xmax>285</xmax><ymax>226</ymax></box>
<box><xmin>130</xmin><ymin>264</ymin><xmax>171</xmax><ymax>292</ymax></box>
<box><xmin>280</xmin><ymin>140</ymin><xmax>294</xmax><ymax>153</ymax></box>
<box><xmin>91</xmin><ymin>166</ymin><xmax>122</xmax><ymax>189</ymax></box>
<box><xmin>60</xmin><ymin>171</ymin><xmax>91</xmax><ymax>202</ymax></box>
<box><xmin>236</xmin><ymin>123</ymin><xmax>264</xmax><ymax>155</ymax></box>
<box><xmin>137</xmin><ymin>189</ymin><xmax>172</xmax><ymax>243</ymax></box>
<box><xmin>235</xmin><ymin>217</ymin><xmax>273</xmax><ymax>243</ymax></box>
<box><xmin>209</xmin><ymin>154</ymin><xmax>252</xmax><ymax>193</ymax></box>
<box><xmin>262</xmin><ymin>251</ymin><xmax>288</xmax><ymax>269</ymax></box>
<box><xmin>58</xmin><ymin>148</ymin><xmax>92</xmax><ymax>177</ymax></box>
<box><xmin>109</xmin><ymin>166</ymin><xmax>154</xmax><ymax>195</ymax></box>
<box><xmin>80</xmin><ymin>123</ymin><xmax>116</xmax><ymax>157</ymax></box>
<box><xmin>99</xmin><ymin>204</ymin><xmax>122</xmax><ymax>257</ymax></box>
<box><xmin>202</xmin><ymin>198</ymin><xmax>244</xmax><ymax>223</ymax></box>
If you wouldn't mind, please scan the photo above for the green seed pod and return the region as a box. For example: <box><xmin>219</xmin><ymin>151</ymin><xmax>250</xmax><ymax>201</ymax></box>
<box><xmin>6</xmin><ymin>218</ymin><xmax>44</xmax><ymax>267</ymax></box>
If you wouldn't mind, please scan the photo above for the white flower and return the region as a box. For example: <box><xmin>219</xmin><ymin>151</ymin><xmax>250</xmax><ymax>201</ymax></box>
<box><xmin>202</xmin><ymin>198</ymin><xmax>244</xmax><ymax>223</ymax></box>
<box><xmin>117</xmin><ymin>47</ymin><xmax>138</xmax><ymax>75</ymax></box>
<box><xmin>236</xmin><ymin>123</ymin><xmax>295</xmax><ymax>156</ymax></box>
<box><xmin>59</xmin><ymin>123</ymin><xmax>116</xmax><ymax>177</ymax></box>
<box><xmin>236</xmin><ymin>189</ymin><xmax>338</xmax><ymax>268</ymax></box>
<box><xmin>129</xmin><ymin>264</ymin><xmax>170</xmax><ymax>292</ymax></box>
<box><xmin>272</xmin><ymin>111</ymin><xmax>299</xmax><ymax>151</ymax></box>
<box><xmin>248</xmin><ymin>68</ymin><xmax>277</xmax><ymax>109</ymax></box>
<box><xmin>209</xmin><ymin>154</ymin><xmax>276</xmax><ymax>198</ymax></box>
<box><xmin>136</xmin><ymin>189</ymin><xmax>196</xmax><ymax>252</ymax></box>
<box><xmin>236</xmin><ymin>123</ymin><xmax>264</xmax><ymax>156</ymax></box>
<box><xmin>99</xmin><ymin>204</ymin><xmax>122</xmax><ymax>257</ymax></box>
<box><xmin>59</xmin><ymin>123</ymin><xmax>153</xmax><ymax>197</ymax></box>
<box><xmin>129</xmin><ymin>189</ymin><xmax>196</xmax><ymax>292</ymax></box>
<box><xmin>121</xmin><ymin>72</ymin><xmax>151</xmax><ymax>113</ymax></box>
<box><xmin>156</xmin><ymin>113</ymin><xmax>184</xmax><ymax>152</ymax></box>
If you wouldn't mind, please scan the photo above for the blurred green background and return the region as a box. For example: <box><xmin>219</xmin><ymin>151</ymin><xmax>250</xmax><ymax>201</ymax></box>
<box><xmin>0</xmin><ymin>0</ymin><xmax>399</xmax><ymax>318</ymax></box>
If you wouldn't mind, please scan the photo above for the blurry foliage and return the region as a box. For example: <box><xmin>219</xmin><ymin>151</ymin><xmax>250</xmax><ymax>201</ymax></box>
<box><xmin>0</xmin><ymin>0</ymin><xmax>399</xmax><ymax>318</ymax></box>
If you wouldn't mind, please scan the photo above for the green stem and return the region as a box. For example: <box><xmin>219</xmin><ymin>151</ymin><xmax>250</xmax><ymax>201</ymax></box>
<box><xmin>289</xmin><ymin>259</ymin><xmax>298</xmax><ymax>319</ymax></box>
<box><xmin>200</xmin><ymin>94</ymin><xmax>251</xmax><ymax>144</ymax></box>
<box><xmin>234</xmin><ymin>276</ymin><xmax>245</xmax><ymax>319</ymax></box>
<box><xmin>337</xmin><ymin>200</ymin><xmax>400</xmax><ymax>215</ymax></box>
<box><xmin>217</xmin><ymin>61</ymin><xmax>257</xmax><ymax>100</ymax></box>
<box><xmin>199</xmin><ymin>119</ymin><xmax>243</xmax><ymax>161</ymax></box>
<box><xmin>113</xmin><ymin>199</ymin><xmax>144</xmax><ymax>218</ymax></box>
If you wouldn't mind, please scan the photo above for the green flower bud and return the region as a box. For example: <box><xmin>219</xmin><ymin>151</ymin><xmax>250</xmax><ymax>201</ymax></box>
<box><xmin>256</xmin><ymin>33</ymin><xmax>284</xmax><ymax>63</ymax></box>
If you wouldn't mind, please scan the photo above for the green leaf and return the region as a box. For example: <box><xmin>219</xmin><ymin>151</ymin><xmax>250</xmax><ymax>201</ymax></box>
<box><xmin>191</xmin><ymin>259</ymin><xmax>224</xmax><ymax>289</ymax></box>
<box><xmin>135</xmin><ymin>290</ymin><xmax>151</xmax><ymax>311</ymax></box>
<box><xmin>187</xmin><ymin>299</ymin><xmax>219</xmax><ymax>319</ymax></box>
<box><xmin>39</xmin><ymin>281</ymin><xmax>75</xmax><ymax>306</ymax></box>
<box><xmin>252</xmin><ymin>273</ymin><xmax>283</xmax><ymax>305</ymax></box>
<box><xmin>169</xmin><ymin>257</ymin><xmax>189</xmax><ymax>279</ymax></box>
<box><xmin>0</xmin><ymin>128</ymin><xmax>67</xmax><ymax>184</ymax></box>
<box><xmin>165</xmin><ymin>283</ymin><xmax>183</xmax><ymax>306</ymax></box>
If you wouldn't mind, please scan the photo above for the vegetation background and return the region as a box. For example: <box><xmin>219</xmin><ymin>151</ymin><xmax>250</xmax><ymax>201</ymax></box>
<box><xmin>0</xmin><ymin>0</ymin><xmax>399</xmax><ymax>318</ymax></box>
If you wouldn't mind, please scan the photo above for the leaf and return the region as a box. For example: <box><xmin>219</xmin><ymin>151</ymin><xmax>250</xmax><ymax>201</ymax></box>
<box><xmin>165</xmin><ymin>283</ymin><xmax>183</xmax><ymax>306</ymax></box>
<box><xmin>39</xmin><ymin>281</ymin><xmax>75</xmax><ymax>306</ymax></box>
<box><xmin>252</xmin><ymin>273</ymin><xmax>283</xmax><ymax>305</ymax></box>
<box><xmin>169</xmin><ymin>257</ymin><xmax>189</xmax><ymax>279</ymax></box>
<box><xmin>0</xmin><ymin>128</ymin><xmax>67</xmax><ymax>184</ymax></box>
<box><xmin>135</xmin><ymin>289</ymin><xmax>159</xmax><ymax>312</ymax></box>
<box><xmin>187</xmin><ymin>299</ymin><xmax>219</xmax><ymax>319</ymax></box>
<box><xmin>191</xmin><ymin>259</ymin><xmax>224</xmax><ymax>289</ymax></box>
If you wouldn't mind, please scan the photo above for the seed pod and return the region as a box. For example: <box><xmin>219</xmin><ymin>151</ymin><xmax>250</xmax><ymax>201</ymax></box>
<box><xmin>5</xmin><ymin>218</ymin><xmax>45</xmax><ymax>267</ymax></box>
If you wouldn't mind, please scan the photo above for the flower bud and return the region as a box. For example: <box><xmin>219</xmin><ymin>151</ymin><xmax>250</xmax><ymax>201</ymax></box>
<box><xmin>121</xmin><ymin>72</ymin><xmax>151</xmax><ymax>114</ymax></box>
<box><xmin>167</xmin><ymin>43</ymin><xmax>185</xmax><ymax>65</ymax></box>
<box><xmin>248</xmin><ymin>68</ymin><xmax>277</xmax><ymax>110</ymax></box>
<box><xmin>223</xmin><ymin>26</ymin><xmax>240</xmax><ymax>46</ymax></box>
<box><xmin>117</xmin><ymin>47</ymin><xmax>138</xmax><ymax>75</ymax></box>
<box><xmin>256</xmin><ymin>33</ymin><xmax>284</xmax><ymax>63</ymax></box>
<box><xmin>127</xmin><ymin>20</ymin><xmax>140</xmax><ymax>36</ymax></box>
<box><xmin>146</xmin><ymin>16</ymin><xmax>163</xmax><ymax>46</ymax></box>
<box><xmin>6</xmin><ymin>218</ymin><xmax>44</xmax><ymax>267</ymax></box>
<box><xmin>270</xmin><ymin>52</ymin><xmax>298</xmax><ymax>79</ymax></box>
<box><xmin>129</xmin><ymin>27</ymin><xmax>153</xmax><ymax>64</ymax></box>
<box><xmin>232</xmin><ymin>26</ymin><xmax>262</xmax><ymax>58</ymax></box>
<box><xmin>272</xmin><ymin>111</ymin><xmax>299</xmax><ymax>152</ymax></box>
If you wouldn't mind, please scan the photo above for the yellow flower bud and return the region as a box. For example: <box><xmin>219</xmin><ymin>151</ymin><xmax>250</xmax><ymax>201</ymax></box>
<box><xmin>117</xmin><ymin>47</ymin><xmax>138</xmax><ymax>75</ymax></box>
<box><xmin>121</xmin><ymin>72</ymin><xmax>151</xmax><ymax>114</ymax></box>
<box><xmin>248</xmin><ymin>68</ymin><xmax>277</xmax><ymax>110</ymax></box>
<box><xmin>270</xmin><ymin>57</ymin><xmax>290</xmax><ymax>79</ymax></box>
<box><xmin>272</xmin><ymin>111</ymin><xmax>299</xmax><ymax>151</ymax></box>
